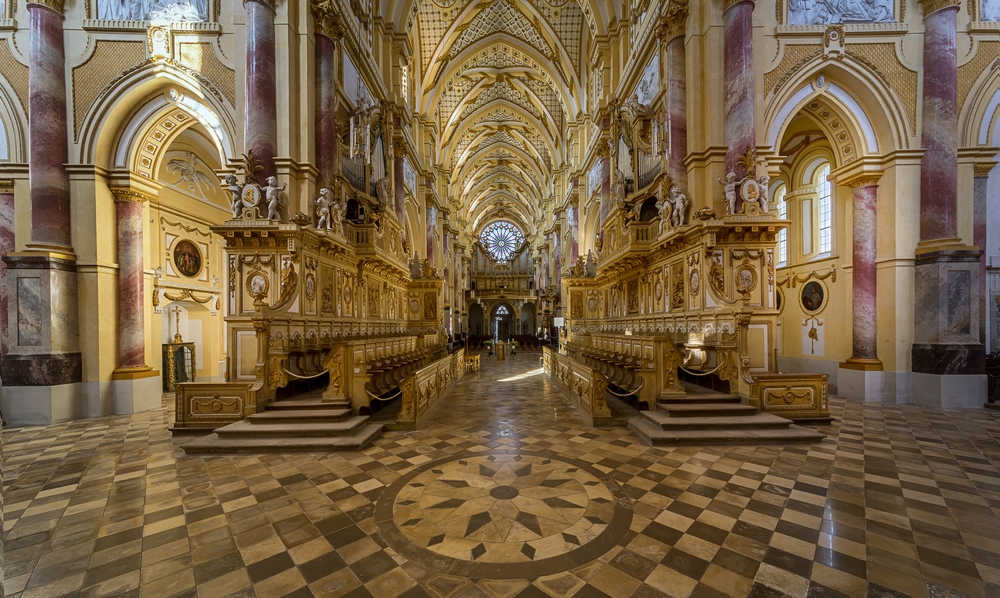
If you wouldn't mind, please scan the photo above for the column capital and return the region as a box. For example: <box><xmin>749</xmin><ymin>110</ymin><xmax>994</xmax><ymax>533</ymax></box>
<box><xmin>974</xmin><ymin>162</ymin><xmax>998</xmax><ymax>178</ymax></box>
<box><xmin>111</xmin><ymin>189</ymin><xmax>151</xmax><ymax>204</ymax></box>
<box><xmin>660</xmin><ymin>2</ymin><xmax>688</xmax><ymax>42</ymax></box>
<box><xmin>244</xmin><ymin>0</ymin><xmax>276</xmax><ymax>11</ymax></box>
<box><xmin>845</xmin><ymin>174</ymin><xmax>882</xmax><ymax>189</ymax></box>
<box><xmin>919</xmin><ymin>0</ymin><xmax>960</xmax><ymax>16</ymax></box>
<box><xmin>311</xmin><ymin>0</ymin><xmax>344</xmax><ymax>40</ymax></box>
<box><xmin>0</xmin><ymin>179</ymin><xmax>14</xmax><ymax>194</ymax></box>
<box><xmin>723</xmin><ymin>0</ymin><xmax>754</xmax><ymax>12</ymax></box>
<box><xmin>26</xmin><ymin>0</ymin><xmax>64</xmax><ymax>14</ymax></box>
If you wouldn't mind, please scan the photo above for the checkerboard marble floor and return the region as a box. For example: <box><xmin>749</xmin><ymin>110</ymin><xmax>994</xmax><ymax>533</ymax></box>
<box><xmin>3</xmin><ymin>354</ymin><xmax>1000</xmax><ymax>598</ymax></box>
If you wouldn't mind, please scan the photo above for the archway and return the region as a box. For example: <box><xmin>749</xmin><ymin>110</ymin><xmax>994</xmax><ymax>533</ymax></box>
<box><xmin>469</xmin><ymin>302</ymin><xmax>485</xmax><ymax>336</ymax></box>
<box><xmin>519</xmin><ymin>302</ymin><xmax>536</xmax><ymax>337</ymax></box>
<box><xmin>491</xmin><ymin>302</ymin><xmax>515</xmax><ymax>342</ymax></box>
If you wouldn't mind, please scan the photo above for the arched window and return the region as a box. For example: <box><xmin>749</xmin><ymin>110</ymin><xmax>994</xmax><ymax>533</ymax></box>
<box><xmin>496</xmin><ymin>305</ymin><xmax>509</xmax><ymax>315</ymax></box>
<box><xmin>818</xmin><ymin>165</ymin><xmax>832</xmax><ymax>254</ymax></box>
<box><xmin>479</xmin><ymin>221</ymin><xmax>525</xmax><ymax>263</ymax></box>
<box><xmin>775</xmin><ymin>185</ymin><xmax>787</xmax><ymax>266</ymax></box>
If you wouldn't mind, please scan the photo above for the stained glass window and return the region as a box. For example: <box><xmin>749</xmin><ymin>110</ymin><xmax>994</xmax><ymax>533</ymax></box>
<box><xmin>480</xmin><ymin>221</ymin><xmax>524</xmax><ymax>263</ymax></box>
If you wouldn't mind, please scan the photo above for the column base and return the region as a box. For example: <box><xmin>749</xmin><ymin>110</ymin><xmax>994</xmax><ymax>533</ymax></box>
<box><xmin>111</xmin><ymin>371</ymin><xmax>162</xmax><ymax>415</ymax></box>
<box><xmin>911</xmin><ymin>371</ymin><xmax>986</xmax><ymax>409</ymax></box>
<box><xmin>0</xmin><ymin>381</ymin><xmax>84</xmax><ymax>425</ymax></box>
<box><xmin>837</xmin><ymin>365</ymin><xmax>884</xmax><ymax>402</ymax></box>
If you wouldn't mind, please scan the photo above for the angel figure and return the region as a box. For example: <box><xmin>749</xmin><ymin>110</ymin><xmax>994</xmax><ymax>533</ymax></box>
<box><xmin>315</xmin><ymin>188</ymin><xmax>332</xmax><ymax>230</ymax></box>
<box><xmin>757</xmin><ymin>175</ymin><xmax>770</xmax><ymax>213</ymax></box>
<box><xmin>167</xmin><ymin>151</ymin><xmax>214</xmax><ymax>196</ymax></box>
<box><xmin>330</xmin><ymin>194</ymin><xmax>347</xmax><ymax>236</ymax></box>
<box><xmin>669</xmin><ymin>185</ymin><xmax>689</xmax><ymax>227</ymax></box>
<box><xmin>375</xmin><ymin>176</ymin><xmax>391</xmax><ymax>209</ymax></box>
<box><xmin>226</xmin><ymin>174</ymin><xmax>243</xmax><ymax>219</ymax></box>
<box><xmin>655</xmin><ymin>196</ymin><xmax>671</xmax><ymax>234</ymax></box>
<box><xmin>265</xmin><ymin>176</ymin><xmax>286</xmax><ymax>221</ymax></box>
<box><xmin>611</xmin><ymin>168</ymin><xmax>627</xmax><ymax>206</ymax></box>
<box><xmin>719</xmin><ymin>172</ymin><xmax>737</xmax><ymax>215</ymax></box>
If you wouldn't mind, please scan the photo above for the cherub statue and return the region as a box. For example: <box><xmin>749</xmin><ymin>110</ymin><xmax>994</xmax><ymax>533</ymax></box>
<box><xmin>757</xmin><ymin>175</ymin><xmax>770</xmax><ymax>213</ymax></box>
<box><xmin>330</xmin><ymin>194</ymin><xmax>346</xmax><ymax>236</ymax></box>
<box><xmin>315</xmin><ymin>188</ymin><xmax>332</xmax><ymax>230</ymax></box>
<box><xmin>375</xmin><ymin>176</ymin><xmax>391</xmax><ymax>208</ymax></box>
<box><xmin>226</xmin><ymin>174</ymin><xmax>243</xmax><ymax>219</ymax></box>
<box><xmin>611</xmin><ymin>167</ymin><xmax>627</xmax><ymax>206</ymax></box>
<box><xmin>656</xmin><ymin>196</ymin><xmax>671</xmax><ymax>234</ymax></box>
<box><xmin>718</xmin><ymin>172</ymin><xmax>737</xmax><ymax>215</ymax></box>
<box><xmin>265</xmin><ymin>176</ymin><xmax>286</xmax><ymax>221</ymax></box>
<box><xmin>669</xmin><ymin>185</ymin><xmax>689</xmax><ymax>227</ymax></box>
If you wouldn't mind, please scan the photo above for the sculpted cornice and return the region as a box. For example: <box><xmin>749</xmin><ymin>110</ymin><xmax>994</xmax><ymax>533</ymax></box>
<box><xmin>919</xmin><ymin>0</ymin><xmax>960</xmax><ymax>16</ymax></box>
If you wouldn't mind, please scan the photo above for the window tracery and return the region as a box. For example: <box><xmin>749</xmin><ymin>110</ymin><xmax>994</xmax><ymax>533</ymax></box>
<box><xmin>480</xmin><ymin>221</ymin><xmax>525</xmax><ymax>263</ymax></box>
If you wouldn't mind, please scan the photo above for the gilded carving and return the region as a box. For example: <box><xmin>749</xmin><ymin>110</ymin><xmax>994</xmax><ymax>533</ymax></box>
<box><xmin>919</xmin><ymin>0</ymin><xmax>960</xmax><ymax>15</ymax></box>
<box><xmin>958</xmin><ymin>42</ymin><xmax>1000</xmax><ymax>115</ymax></box>
<box><xmin>0</xmin><ymin>40</ymin><xmax>28</xmax><ymax>115</ymax></box>
<box><xmin>764</xmin><ymin>45</ymin><xmax>822</xmax><ymax>97</ymax></box>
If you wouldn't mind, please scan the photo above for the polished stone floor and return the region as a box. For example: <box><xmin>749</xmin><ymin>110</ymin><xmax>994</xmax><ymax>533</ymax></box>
<box><xmin>3</xmin><ymin>354</ymin><xmax>1000</xmax><ymax>598</ymax></box>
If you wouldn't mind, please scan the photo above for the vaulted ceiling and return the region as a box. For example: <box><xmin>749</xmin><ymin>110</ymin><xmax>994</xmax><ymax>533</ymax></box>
<box><xmin>401</xmin><ymin>0</ymin><xmax>597</xmax><ymax>243</ymax></box>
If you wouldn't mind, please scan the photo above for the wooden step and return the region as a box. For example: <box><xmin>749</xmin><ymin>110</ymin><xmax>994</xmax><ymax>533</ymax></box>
<box><xmin>181</xmin><ymin>422</ymin><xmax>383</xmax><ymax>454</ymax></box>
<box><xmin>628</xmin><ymin>417</ymin><xmax>824</xmax><ymax>446</ymax></box>
<box><xmin>641</xmin><ymin>410</ymin><xmax>792</xmax><ymax>431</ymax></box>
<box><xmin>658</xmin><ymin>395</ymin><xmax>743</xmax><ymax>405</ymax></box>
<box><xmin>216</xmin><ymin>416</ymin><xmax>370</xmax><ymax>438</ymax></box>
<box><xmin>659</xmin><ymin>403</ymin><xmax>759</xmax><ymax>417</ymax></box>
<box><xmin>248</xmin><ymin>408</ymin><xmax>353</xmax><ymax>424</ymax></box>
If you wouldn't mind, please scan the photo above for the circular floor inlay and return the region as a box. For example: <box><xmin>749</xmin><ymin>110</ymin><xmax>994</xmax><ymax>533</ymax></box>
<box><xmin>375</xmin><ymin>451</ymin><xmax>633</xmax><ymax>579</ymax></box>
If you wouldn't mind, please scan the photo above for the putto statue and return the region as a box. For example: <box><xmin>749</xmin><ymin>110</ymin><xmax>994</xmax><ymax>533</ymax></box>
<box><xmin>265</xmin><ymin>176</ymin><xmax>286</xmax><ymax>222</ymax></box>
<box><xmin>757</xmin><ymin>175</ymin><xmax>770</xmax><ymax>213</ymax></box>
<box><xmin>226</xmin><ymin>174</ymin><xmax>244</xmax><ymax>219</ymax></box>
<box><xmin>315</xmin><ymin>188</ymin><xmax>333</xmax><ymax>230</ymax></box>
<box><xmin>375</xmin><ymin>176</ymin><xmax>391</xmax><ymax>209</ymax></box>
<box><xmin>656</xmin><ymin>196</ymin><xmax>670</xmax><ymax>234</ymax></box>
<box><xmin>611</xmin><ymin>167</ymin><xmax>626</xmax><ymax>206</ymax></box>
<box><xmin>719</xmin><ymin>172</ymin><xmax>737</xmax><ymax>215</ymax></box>
<box><xmin>669</xmin><ymin>185</ymin><xmax>689</xmax><ymax>227</ymax></box>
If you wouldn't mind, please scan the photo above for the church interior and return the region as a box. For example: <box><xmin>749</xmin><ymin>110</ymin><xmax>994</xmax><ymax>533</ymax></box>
<box><xmin>2</xmin><ymin>0</ymin><xmax>1000</xmax><ymax>596</ymax></box>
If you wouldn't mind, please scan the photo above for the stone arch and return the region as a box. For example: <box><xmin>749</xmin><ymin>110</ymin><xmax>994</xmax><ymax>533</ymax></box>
<box><xmin>0</xmin><ymin>82</ymin><xmax>26</xmax><ymax>162</ymax></box>
<box><xmin>964</xmin><ymin>64</ymin><xmax>1000</xmax><ymax>148</ymax></box>
<box><xmin>78</xmin><ymin>61</ymin><xmax>237</xmax><ymax>169</ymax></box>
<box><xmin>764</xmin><ymin>59</ymin><xmax>909</xmax><ymax>157</ymax></box>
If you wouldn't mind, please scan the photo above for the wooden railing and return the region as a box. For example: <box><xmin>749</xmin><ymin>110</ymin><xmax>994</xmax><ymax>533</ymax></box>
<box><xmin>544</xmin><ymin>347</ymin><xmax>612</xmax><ymax>426</ymax></box>
<box><xmin>394</xmin><ymin>349</ymin><xmax>464</xmax><ymax>430</ymax></box>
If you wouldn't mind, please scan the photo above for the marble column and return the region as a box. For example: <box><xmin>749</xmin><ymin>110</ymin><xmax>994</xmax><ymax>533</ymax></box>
<box><xmin>245</xmin><ymin>0</ymin><xmax>278</xmax><ymax>183</ymax></box>
<box><xmin>910</xmin><ymin>0</ymin><xmax>984</xmax><ymax>408</ymax></box>
<box><xmin>568</xmin><ymin>203</ymin><xmax>579</xmax><ymax>263</ymax></box>
<box><xmin>315</xmin><ymin>32</ymin><xmax>337</xmax><ymax>187</ymax></box>
<box><xmin>919</xmin><ymin>2</ymin><xmax>960</xmax><ymax>241</ymax></box>
<box><xmin>664</xmin><ymin>30</ymin><xmax>687</xmax><ymax>192</ymax></box>
<box><xmin>28</xmin><ymin>0</ymin><xmax>72</xmax><ymax>250</ymax></box>
<box><xmin>723</xmin><ymin>0</ymin><xmax>755</xmax><ymax>181</ymax></box>
<box><xmin>113</xmin><ymin>191</ymin><xmax>149</xmax><ymax>372</ymax></box>
<box><xmin>0</xmin><ymin>179</ymin><xmax>13</xmax><ymax>356</ymax></box>
<box><xmin>974</xmin><ymin>162</ymin><xmax>994</xmax><ymax>345</ymax></box>
<box><xmin>846</xmin><ymin>178</ymin><xmax>880</xmax><ymax>364</ymax></box>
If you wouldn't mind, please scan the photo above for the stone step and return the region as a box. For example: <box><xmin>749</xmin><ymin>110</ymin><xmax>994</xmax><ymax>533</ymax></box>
<box><xmin>265</xmin><ymin>398</ymin><xmax>351</xmax><ymax>411</ymax></box>
<box><xmin>248</xmin><ymin>408</ymin><xmax>353</xmax><ymax>424</ymax></box>
<box><xmin>181</xmin><ymin>422</ymin><xmax>383</xmax><ymax>454</ymax></box>
<box><xmin>658</xmin><ymin>403</ymin><xmax>759</xmax><ymax>417</ymax></box>
<box><xmin>641</xmin><ymin>410</ymin><xmax>792</xmax><ymax>431</ymax></box>
<box><xmin>215</xmin><ymin>416</ymin><xmax>370</xmax><ymax>438</ymax></box>
<box><xmin>628</xmin><ymin>417</ymin><xmax>824</xmax><ymax>446</ymax></box>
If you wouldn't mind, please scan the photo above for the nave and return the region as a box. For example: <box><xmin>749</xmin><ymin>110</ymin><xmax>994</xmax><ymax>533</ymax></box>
<box><xmin>3</xmin><ymin>357</ymin><xmax>1000</xmax><ymax>597</ymax></box>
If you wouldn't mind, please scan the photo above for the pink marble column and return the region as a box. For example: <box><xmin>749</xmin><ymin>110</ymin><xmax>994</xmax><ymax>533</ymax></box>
<box><xmin>28</xmin><ymin>2</ymin><xmax>72</xmax><ymax>250</ymax></box>
<box><xmin>0</xmin><ymin>180</ymin><xmax>13</xmax><ymax>356</ymax></box>
<box><xmin>568</xmin><ymin>203</ymin><xmax>579</xmax><ymax>263</ymax></box>
<box><xmin>919</xmin><ymin>4</ymin><xmax>959</xmax><ymax>241</ymax></box>
<box><xmin>315</xmin><ymin>33</ymin><xmax>337</xmax><ymax>187</ymax></box>
<box><xmin>723</xmin><ymin>0</ymin><xmax>755</xmax><ymax>181</ymax></box>
<box><xmin>974</xmin><ymin>163</ymin><xmax>993</xmax><ymax>343</ymax></box>
<box><xmin>665</xmin><ymin>34</ymin><xmax>687</xmax><ymax>192</ymax></box>
<box><xmin>847</xmin><ymin>179</ymin><xmax>880</xmax><ymax>363</ymax></box>
<box><xmin>394</xmin><ymin>148</ymin><xmax>406</xmax><ymax>222</ymax></box>
<box><xmin>245</xmin><ymin>0</ymin><xmax>278</xmax><ymax>184</ymax></box>
<box><xmin>115</xmin><ymin>192</ymin><xmax>148</xmax><ymax>370</ymax></box>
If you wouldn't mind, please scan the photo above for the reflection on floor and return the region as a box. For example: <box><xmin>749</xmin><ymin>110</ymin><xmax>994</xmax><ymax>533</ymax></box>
<box><xmin>3</xmin><ymin>353</ymin><xmax>1000</xmax><ymax>598</ymax></box>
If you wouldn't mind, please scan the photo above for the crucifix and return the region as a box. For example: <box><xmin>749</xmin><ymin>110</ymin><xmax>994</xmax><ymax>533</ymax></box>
<box><xmin>173</xmin><ymin>306</ymin><xmax>184</xmax><ymax>343</ymax></box>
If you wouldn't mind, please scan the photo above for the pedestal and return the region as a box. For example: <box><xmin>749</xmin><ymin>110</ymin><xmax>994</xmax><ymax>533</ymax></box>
<box><xmin>837</xmin><ymin>363</ymin><xmax>884</xmax><ymax>402</ymax></box>
<box><xmin>110</xmin><ymin>368</ymin><xmax>162</xmax><ymax>414</ymax></box>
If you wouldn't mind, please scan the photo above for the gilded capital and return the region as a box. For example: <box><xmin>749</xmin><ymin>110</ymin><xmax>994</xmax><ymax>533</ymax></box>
<box><xmin>723</xmin><ymin>0</ymin><xmax>754</xmax><ymax>12</ymax></box>
<box><xmin>244</xmin><ymin>0</ymin><xmax>276</xmax><ymax>11</ymax></box>
<box><xmin>27</xmin><ymin>0</ymin><xmax>64</xmax><ymax>13</ymax></box>
<box><xmin>312</xmin><ymin>0</ymin><xmax>344</xmax><ymax>40</ymax></box>
<box><xmin>0</xmin><ymin>179</ymin><xmax>14</xmax><ymax>194</ymax></box>
<box><xmin>660</xmin><ymin>2</ymin><xmax>688</xmax><ymax>42</ymax></box>
<box><xmin>974</xmin><ymin>162</ymin><xmax>997</xmax><ymax>178</ymax></box>
<box><xmin>919</xmin><ymin>0</ymin><xmax>960</xmax><ymax>16</ymax></box>
<box><xmin>111</xmin><ymin>189</ymin><xmax>151</xmax><ymax>203</ymax></box>
<box><xmin>845</xmin><ymin>174</ymin><xmax>882</xmax><ymax>190</ymax></box>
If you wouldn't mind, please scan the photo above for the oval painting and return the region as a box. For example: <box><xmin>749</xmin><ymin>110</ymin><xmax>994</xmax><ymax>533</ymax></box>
<box><xmin>173</xmin><ymin>240</ymin><xmax>202</xmax><ymax>278</ymax></box>
<box><xmin>800</xmin><ymin>281</ymin><xmax>825</xmax><ymax>313</ymax></box>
